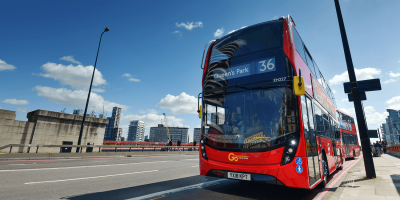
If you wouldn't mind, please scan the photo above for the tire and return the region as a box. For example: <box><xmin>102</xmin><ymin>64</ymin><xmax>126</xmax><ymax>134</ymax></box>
<box><xmin>338</xmin><ymin>152</ymin><xmax>343</xmax><ymax>170</ymax></box>
<box><xmin>318</xmin><ymin>155</ymin><xmax>329</xmax><ymax>188</ymax></box>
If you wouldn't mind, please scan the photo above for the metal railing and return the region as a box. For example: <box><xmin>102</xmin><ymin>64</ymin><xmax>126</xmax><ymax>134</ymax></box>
<box><xmin>0</xmin><ymin>144</ymin><xmax>199</xmax><ymax>153</ymax></box>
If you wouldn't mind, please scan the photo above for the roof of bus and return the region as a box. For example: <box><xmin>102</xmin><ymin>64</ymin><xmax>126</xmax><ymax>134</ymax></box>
<box><xmin>215</xmin><ymin>19</ymin><xmax>284</xmax><ymax>43</ymax></box>
<box><xmin>337</xmin><ymin>109</ymin><xmax>354</xmax><ymax>119</ymax></box>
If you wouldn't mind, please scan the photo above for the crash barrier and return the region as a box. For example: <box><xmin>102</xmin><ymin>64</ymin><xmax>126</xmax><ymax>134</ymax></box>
<box><xmin>0</xmin><ymin>144</ymin><xmax>199</xmax><ymax>154</ymax></box>
<box><xmin>386</xmin><ymin>144</ymin><xmax>400</xmax><ymax>157</ymax></box>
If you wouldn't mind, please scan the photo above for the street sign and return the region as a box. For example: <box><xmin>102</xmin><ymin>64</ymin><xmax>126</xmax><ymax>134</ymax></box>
<box><xmin>347</xmin><ymin>92</ymin><xmax>366</xmax><ymax>102</ymax></box>
<box><xmin>368</xmin><ymin>130</ymin><xmax>378</xmax><ymax>138</ymax></box>
<box><xmin>343</xmin><ymin>79</ymin><xmax>381</xmax><ymax>94</ymax></box>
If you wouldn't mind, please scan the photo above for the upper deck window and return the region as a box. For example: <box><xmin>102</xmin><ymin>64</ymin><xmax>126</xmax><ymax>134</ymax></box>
<box><xmin>210</xmin><ymin>21</ymin><xmax>283</xmax><ymax>64</ymax></box>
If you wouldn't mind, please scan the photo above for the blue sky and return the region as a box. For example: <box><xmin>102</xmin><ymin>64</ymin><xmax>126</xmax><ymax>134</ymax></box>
<box><xmin>1</xmin><ymin>0</ymin><xmax>399</xmax><ymax>142</ymax></box>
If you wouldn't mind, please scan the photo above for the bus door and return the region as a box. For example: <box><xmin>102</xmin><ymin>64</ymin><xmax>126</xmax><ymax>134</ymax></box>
<box><xmin>344</xmin><ymin>134</ymin><xmax>350</xmax><ymax>157</ymax></box>
<box><xmin>331</xmin><ymin>119</ymin><xmax>338</xmax><ymax>166</ymax></box>
<box><xmin>301</xmin><ymin>96</ymin><xmax>321</xmax><ymax>187</ymax></box>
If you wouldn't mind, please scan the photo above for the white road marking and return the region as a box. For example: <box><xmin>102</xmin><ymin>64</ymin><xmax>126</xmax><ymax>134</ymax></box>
<box><xmin>191</xmin><ymin>165</ymin><xmax>199</xmax><ymax>167</ymax></box>
<box><xmin>126</xmin><ymin>179</ymin><xmax>229</xmax><ymax>200</ymax></box>
<box><xmin>25</xmin><ymin>170</ymin><xmax>158</xmax><ymax>184</ymax></box>
<box><xmin>0</xmin><ymin>161</ymin><xmax>168</xmax><ymax>172</ymax></box>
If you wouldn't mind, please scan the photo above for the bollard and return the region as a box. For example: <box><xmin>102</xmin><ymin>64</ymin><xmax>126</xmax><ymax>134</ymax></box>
<box><xmin>9</xmin><ymin>146</ymin><xmax>12</xmax><ymax>153</ymax></box>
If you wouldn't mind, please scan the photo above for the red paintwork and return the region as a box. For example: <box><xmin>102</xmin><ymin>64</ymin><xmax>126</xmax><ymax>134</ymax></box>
<box><xmin>199</xmin><ymin>17</ymin><xmax>347</xmax><ymax>189</ymax></box>
<box><xmin>202</xmin><ymin>41</ymin><xmax>215</xmax><ymax>86</ymax></box>
<box><xmin>337</xmin><ymin>110</ymin><xmax>360</xmax><ymax>159</ymax></box>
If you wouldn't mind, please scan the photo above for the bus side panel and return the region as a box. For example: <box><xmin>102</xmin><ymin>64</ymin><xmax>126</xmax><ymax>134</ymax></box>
<box><xmin>283</xmin><ymin>19</ymin><xmax>295</xmax><ymax>67</ymax></box>
<box><xmin>318</xmin><ymin>137</ymin><xmax>336</xmax><ymax>174</ymax></box>
<box><xmin>199</xmin><ymin>154</ymin><xmax>210</xmax><ymax>176</ymax></box>
<box><xmin>276</xmin><ymin>156</ymin><xmax>310</xmax><ymax>189</ymax></box>
<box><xmin>293</xmin><ymin>50</ymin><xmax>313</xmax><ymax>97</ymax></box>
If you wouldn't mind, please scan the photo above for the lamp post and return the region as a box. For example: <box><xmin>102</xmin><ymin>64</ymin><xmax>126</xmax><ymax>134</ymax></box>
<box><xmin>333</xmin><ymin>0</ymin><xmax>376</xmax><ymax>178</ymax></box>
<box><xmin>76</xmin><ymin>27</ymin><xmax>109</xmax><ymax>153</ymax></box>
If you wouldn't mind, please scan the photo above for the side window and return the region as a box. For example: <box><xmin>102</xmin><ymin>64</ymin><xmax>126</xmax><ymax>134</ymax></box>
<box><xmin>304</xmin><ymin>47</ymin><xmax>316</xmax><ymax>77</ymax></box>
<box><xmin>292</xmin><ymin>25</ymin><xmax>307</xmax><ymax>64</ymax></box>
<box><xmin>313</xmin><ymin>104</ymin><xmax>325</xmax><ymax>137</ymax></box>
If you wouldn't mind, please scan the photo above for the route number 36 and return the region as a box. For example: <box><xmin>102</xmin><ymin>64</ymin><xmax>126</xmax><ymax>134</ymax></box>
<box><xmin>259</xmin><ymin>59</ymin><xmax>274</xmax><ymax>71</ymax></box>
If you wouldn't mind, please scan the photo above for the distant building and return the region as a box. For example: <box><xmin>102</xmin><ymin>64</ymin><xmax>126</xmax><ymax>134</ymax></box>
<box><xmin>211</xmin><ymin>113</ymin><xmax>225</xmax><ymax>125</ymax></box>
<box><xmin>116</xmin><ymin>128</ymin><xmax>122</xmax><ymax>141</ymax></box>
<box><xmin>104</xmin><ymin>107</ymin><xmax>122</xmax><ymax>141</ymax></box>
<box><xmin>381</xmin><ymin>109</ymin><xmax>400</xmax><ymax>145</ymax></box>
<box><xmin>128</xmin><ymin>120</ymin><xmax>145</xmax><ymax>142</ymax></box>
<box><xmin>121</xmin><ymin>137</ymin><xmax>125</xmax><ymax>141</ymax></box>
<box><xmin>144</xmin><ymin>135</ymin><xmax>149</xmax><ymax>142</ymax></box>
<box><xmin>150</xmin><ymin>124</ymin><xmax>189</xmax><ymax>143</ymax></box>
<box><xmin>73</xmin><ymin>109</ymin><xmax>83</xmax><ymax>116</ymax></box>
<box><xmin>193</xmin><ymin>128</ymin><xmax>208</xmax><ymax>143</ymax></box>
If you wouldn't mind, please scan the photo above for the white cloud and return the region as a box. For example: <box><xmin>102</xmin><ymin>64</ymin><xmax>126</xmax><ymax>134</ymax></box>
<box><xmin>129</xmin><ymin>78</ymin><xmax>140</xmax><ymax>82</ymax></box>
<box><xmin>328</xmin><ymin>68</ymin><xmax>381</xmax><ymax>85</ymax></box>
<box><xmin>389</xmin><ymin>72</ymin><xmax>400</xmax><ymax>78</ymax></box>
<box><xmin>332</xmin><ymin>89</ymin><xmax>337</xmax><ymax>94</ymax></box>
<box><xmin>60</xmin><ymin>56</ymin><xmax>81</xmax><ymax>65</ymax></box>
<box><xmin>147</xmin><ymin>109</ymin><xmax>158</xmax><ymax>114</ymax></box>
<box><xmin>172</xmin><ymin>30</ymin><xmax>182</xmax><ymax>37</ymax></box>
<box><xmin>16</xmin><ymin>107</ymin><xmax>27</xmax><ymax>113</ymax></box>
<box><xmin>176</xmin><ymin>22</ymin><xmax>203</xmax><ymax>30</ymax></box>
<box><xmin>364</xmin><ymin>106</ymin><xmax>388</xmax><ymax>126</ymax></box>
<box><xmin>0</xmin><ymin>59</ymin><xmax>16</xmax><ymax>71</ymax></box>
<box><xmin>157</xmin><ymin>92</ymin><xmax>197</xmax><ymax>114</ymax></box>
<box><xmin>122</xmin><ymin>73</ymin><xmax>132</xmax><ymax>77</ymax></box>
<box><xmin>383</xmin><ymin>79</ymin><xmax>396</xmax><ymax>84</ymax></box>
<box><xmin>339</xmin><ymin>106</ymin><xmax>387</xmax><ymax>126</ymax></box>
<box><xmin>214</xmin><ymin>28</ymin><xmax>225</xmax><ymax>37</ymax></box>
<box><xmin>386</xmin><ymin>96</ymin><xmax>400</xmax><ymax>110</ymax></box>
<box><xmin>92</xmin><ymin>88</ymin><xmax>105</xmax><ymax>93</ymax></box>
<box><xmin>33</xmin><ymin>86</ymin><xmax>129</xmax><ymax>112</ymax></box>
<box><xmin>37</xmin><ymin>63</ymin><xmax>106</xmax><ymax>89</ymax></box>
<box><xmin>121</xmin><ymin>112</ymin><xmax>184</xmax><ymax>134</ymax></box>
<box><xmin>1</xmin><ymin>99</ymin><xmax>29</xmax><ymax>105</ymax></box>
<box><xmin>341</xmin><ymin>98</ymin><xmax>348</xmax><ymax>102</ymax></box>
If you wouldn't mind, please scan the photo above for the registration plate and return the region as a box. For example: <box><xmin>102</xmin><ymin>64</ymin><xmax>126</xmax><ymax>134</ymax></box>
<box><xmin>227</xmin><ymin>172</ymin><xmax>251</xmax><ymax>181</ymax></box>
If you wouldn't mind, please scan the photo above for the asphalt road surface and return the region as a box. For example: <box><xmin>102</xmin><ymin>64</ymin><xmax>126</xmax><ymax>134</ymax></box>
<box><xmin>0</xmin><ymin>154</ymin><xmax>357</xmax><ymax>200</ymax></box>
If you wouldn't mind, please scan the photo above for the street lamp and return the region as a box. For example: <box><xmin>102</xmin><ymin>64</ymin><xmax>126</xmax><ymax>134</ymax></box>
<box><xmin>76</xmin><ymin>27</ymin><xmax>109</xmax><ymax>153</ymax></box>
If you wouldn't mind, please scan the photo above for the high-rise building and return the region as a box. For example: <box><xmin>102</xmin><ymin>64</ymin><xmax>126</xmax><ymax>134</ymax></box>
<box><xmin>381</xmin><ymin>109</ymin><xmax>400</xmax><ymax>145</ymax></box>
<box><xmin>128</xmin><ymin>120</ymin><xmax>145</xmax><ymax>142</ymax></box>
<box><xmin>150</xmin><ymin>124</ymin><xmax>189</xmax><ymax>143</ymax></box>
<box><xmin>193</xmin><ymin>128</ymin><xmax>209</xmax><ymax>143</ymax></box>
<box><xmin>144</xmin><ymin>135</ymin><xmax>149</xmax><ymax>142</ymax></box>
<box><xmin>211</xmin><ymin>113</ymin><xmax>225</xmax><ymax>125</ymax></box>
<box><xmin>73</xmin><ymin>109</ymin><xmax>83</xmax><ymax>116</ymax></box>
<box><xmin>104</xmin><ymin>107</ymin><xmax>122</xmax><ymax>141</ymax></box>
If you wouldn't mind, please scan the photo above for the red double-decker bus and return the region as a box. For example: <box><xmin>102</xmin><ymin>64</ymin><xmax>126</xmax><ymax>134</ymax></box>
<box><xmin>198</xmin><ymin>15</ymin><xmax>344</xmax><ymax>189</ymax></box>
<box><xmin>337</xmin><ymin>110</ymin><xmax>360</xmax><ymax>159</ymax></box>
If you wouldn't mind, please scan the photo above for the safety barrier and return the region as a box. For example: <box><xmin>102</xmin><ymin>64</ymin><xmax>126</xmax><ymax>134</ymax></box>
<box><xmin>0</xmin><ymin>144</ymin><xmax>199</xmax><ymax>153</ymax></box>
<box><xmin>386</xmin><ymin>144</ymin><xmax>400</xmax><ymax>157</ymax></box>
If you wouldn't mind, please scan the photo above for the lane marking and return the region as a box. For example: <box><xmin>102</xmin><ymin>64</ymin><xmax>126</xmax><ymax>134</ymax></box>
<box><xmin>0</xmin><ymin>161</ymin><xmax>169</xmax><ymax>172</ymax></box>
<box><xmin>25</xmin><ymin>170</ymin><xmax>158</xmax><ymax>184</ymax></box>
<box><xmin>126</xmin><ymin>179</ymin><xmax>229</xmax><ymax>200</ymax></box>
<box><xmin>0</xmin><ymin>154</ymin><xmax>198</xmax><ymax>163</ymax></box>
<box><xmin>191</xmin><ymin>165</ymin><xmax>199</xmax><ymax>167</ymax></box>
<box><xmin>313</xmin><ymin>155</ymin><xmax>363</xmax><ymax>200</ymax></box>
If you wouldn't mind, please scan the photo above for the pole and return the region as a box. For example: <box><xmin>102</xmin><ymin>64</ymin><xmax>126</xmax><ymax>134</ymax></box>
<box><xmin>333</xmin><ymin>0</ymin><xmax>376</xmax><ymax>178</ymax></box>
<box><xmin>76</xmin><ymin>28</ymin><xmax>109</xmax><ymax>153</ymax></box>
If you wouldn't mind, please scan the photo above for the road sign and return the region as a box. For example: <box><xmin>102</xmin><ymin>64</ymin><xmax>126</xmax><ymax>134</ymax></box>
<box><xmin>347</xmin><ymin>92</ymin><xmax>366</xmax><ymax>102</ymax></box>
<box><xmin>343</xmin><ymin>79</ymin><xmax>381</xmax><ymax>94</ymax></box>
<box><xmin>368</xmin><ymin>130</ymin><xmax>378</xmax><ymax>138</ymax></box>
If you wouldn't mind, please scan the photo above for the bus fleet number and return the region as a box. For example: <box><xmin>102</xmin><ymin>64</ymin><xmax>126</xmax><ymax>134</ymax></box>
<box><xmin>274</xmin><ymin>77</ymin><xmax>286</xmax><ymax>82</ymax></box>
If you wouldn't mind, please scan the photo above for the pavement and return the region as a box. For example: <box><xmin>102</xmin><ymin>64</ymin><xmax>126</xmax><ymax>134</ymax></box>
<box><xmin>321</xmin><ymin>154</ymin><xmax>400</xmax><ymax>200</ymax></box>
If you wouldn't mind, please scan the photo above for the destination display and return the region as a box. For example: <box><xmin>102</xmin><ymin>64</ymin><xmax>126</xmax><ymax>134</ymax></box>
<box><xmin>214</xmin><ymin>57</ymin><xmax>276</xmax><ymax>81</ymax></box>
<box><xmin>312</xmin><ymin>77</ymin><xmax>336</xmax><ymax>118</ymax></box>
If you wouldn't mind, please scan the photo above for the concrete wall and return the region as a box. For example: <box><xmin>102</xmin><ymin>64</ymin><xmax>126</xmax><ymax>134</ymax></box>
<box><xmin>0</xmin><ymin>109</ymin><xmax>108</xmax><ymax>153</ymax></box>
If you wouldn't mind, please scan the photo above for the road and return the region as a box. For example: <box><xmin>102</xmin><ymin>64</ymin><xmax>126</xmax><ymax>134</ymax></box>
<box><xmin>0</xmin><ymin>154</ymin><xmax>358</xmax><ymax>200</ymax></box>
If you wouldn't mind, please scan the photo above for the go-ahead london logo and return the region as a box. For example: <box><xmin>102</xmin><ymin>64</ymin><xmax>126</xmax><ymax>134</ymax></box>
<box><xmin>228</xmin><ymin>153</ymin><xmax>249</xmax><ymax>161</ymax></box>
